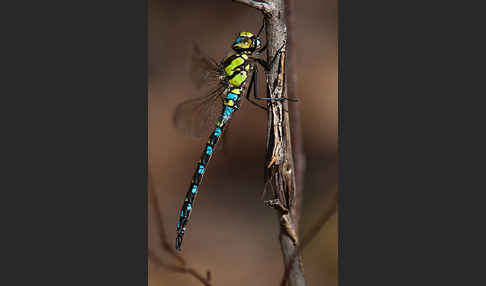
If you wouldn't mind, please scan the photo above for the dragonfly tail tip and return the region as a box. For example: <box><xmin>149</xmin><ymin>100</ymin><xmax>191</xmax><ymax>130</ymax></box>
<box><xmin>175</xmin><ymin>234</ymin><xmax>183</xmax><ymax>251</ymax></box>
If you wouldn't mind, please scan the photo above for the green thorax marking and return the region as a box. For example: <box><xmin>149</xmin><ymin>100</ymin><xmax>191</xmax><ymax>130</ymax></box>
<box><xmin>229</xmin><ymin>70</ymin><xmax>248</xmax><ymax>87</ymax></box>
<box><xmin>223</xmin><ymin>54</ymin><xmax>249</xmax><ymax>77</ymax></box>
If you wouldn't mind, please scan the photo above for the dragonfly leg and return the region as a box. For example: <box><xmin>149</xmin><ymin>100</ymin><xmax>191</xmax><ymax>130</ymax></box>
<box><xmin>255</xmin><ymin>18</ymin><xmax>267</xmax><ymax>54</ymax></box>
<box><xmin>254</xmin><ymin>43</ymin><xmax>286</xmax><ymax>71</ymax></box>
<box><xmin>256</xmin><ymin>42</ymin><xmax>268</xmax><ymax>55</ymax></box>
<box><xmin>257</xmin><ymin>17</ymin><xmax>265</xmax><ymax>38</ymax></box>
<box><xmin>252</xmin><ymin>66</ymin><xmax>298</xmax><ymax>102</ymax></box>
<box><xmin>245</xmin><ymin>67</ymin><xmax>268</xmax><ymax>111</ymax></box>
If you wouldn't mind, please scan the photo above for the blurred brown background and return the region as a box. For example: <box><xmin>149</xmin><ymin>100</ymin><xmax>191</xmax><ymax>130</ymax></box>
<box><xmin>148</xmin><ymin>0</ymin><xmax>337</xmax><ymax>285</ymax></box>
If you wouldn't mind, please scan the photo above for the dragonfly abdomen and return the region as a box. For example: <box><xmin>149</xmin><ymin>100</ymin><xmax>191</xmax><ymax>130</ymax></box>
<box><xmin>175</xmin><ymin>87</ymin><xmax>244</xmax><ymax>251</ymax></box>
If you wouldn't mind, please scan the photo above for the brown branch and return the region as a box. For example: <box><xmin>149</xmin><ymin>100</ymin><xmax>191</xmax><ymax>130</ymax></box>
<box><xmin>233</xmin><ymin>1</ymin><xmax>306</xmax><ymax>285</ymax></box>
<box><xmin>233</xmin><ymin>0</ymin><xmax>274</xmax><ymax>14</ymax></box>
<box><xmin>149</xmin><ymin>250</ymin><xmax>212</xmax><ymax>286</ymax></box>
<box><xmin>148</xmin><ymin>169</ymin><xmax>185</xmax><ymax>265</ymax></box>
<box><xmin>148</xmin><ymin>168</ymin><xmax>212</xmax><ymax>286</ymax></box>
<box><xmin>284</xmin><ymin>0</ymin><xmax>306</xmax><ymax>232</ymax></box>
<box><xmin>281</xmin><ymin>188</ymin><xmax>338</xmax><ymax>286</ymax></box>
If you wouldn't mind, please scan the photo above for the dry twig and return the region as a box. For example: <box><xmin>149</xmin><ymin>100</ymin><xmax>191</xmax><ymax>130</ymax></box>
<box><xmin>281</xmin><ymin>188</ymin><xmax>338</xmax><ymax>286</ymax></box>
<box><xmin>148</xmin><ymin>168</ymin><xmax>212</xmax><ymax>286</ymax></box>
<box><xmin>284</xmin><ymin>0</ymin><xmax>306</xmax><ymax>232</ymax></box>
<box><xmin>233</xmin><ymin>1</ymin><xmax>306</xmax><ymax>285</ymax></box>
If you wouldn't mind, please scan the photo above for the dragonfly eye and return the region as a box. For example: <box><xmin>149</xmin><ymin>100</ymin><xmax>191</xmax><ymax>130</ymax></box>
<box><xmin>255</xmin><ymin>39</ymin><xmax>261</xmax><ymax>48</ymax></box>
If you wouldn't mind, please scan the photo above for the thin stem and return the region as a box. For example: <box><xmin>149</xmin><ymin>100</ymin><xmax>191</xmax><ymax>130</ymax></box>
<box><xmin>148</xmin><ymin>169</ymin><xmax>185</xmax><ymax>265</ymax></box>
<box><xmin>284</xmin><ymin>0</ymin><xmax>306</xmax><ymax>232</ymax></box>
<box><xmin>149</xmin><ymin>250</ymin><xmax>212</xmax><ymax>286</ymax></box>
<box><xmin>148</xmin><ymin>167</ymin><xmax>211</xmax><ymax>285</ymax></box>
<box><xmin>233</xmin><ymin>1</ymin><xmax>306</xmax><ymax>285</ymax></box>
<box><xmin>233</xmin><ymin>0</ymin><xmax>274</xmax><ymax>14</ymax></box>
<box><xmin>281</xmin><ymin>188</ymin><xmax>338</xmax><ymax>286</ymax></box>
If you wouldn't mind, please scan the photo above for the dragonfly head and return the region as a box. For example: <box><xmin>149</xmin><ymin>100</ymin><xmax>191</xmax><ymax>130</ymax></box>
<box><xmin>232</xmin><ymin>32</ymin><xmax>262</xmax><ymax>54</ymax></box>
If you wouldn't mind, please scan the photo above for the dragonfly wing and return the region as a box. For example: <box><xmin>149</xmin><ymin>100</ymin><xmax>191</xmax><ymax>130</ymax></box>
<box><xmin>189</xmin><ymin>44</ymin><xmax>224</xmax><ymax>89</ymax></box>
<box><xmin>173</xmin><ymin>85</ymin><xmax>226</xmax><ymax>138</ymax></box>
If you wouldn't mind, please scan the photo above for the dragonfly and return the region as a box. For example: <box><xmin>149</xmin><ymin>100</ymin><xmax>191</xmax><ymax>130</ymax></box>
<box><xmin>174</xmin><ymin>21</ymin><xmax>296</xmax><ymax>251</ymax></box>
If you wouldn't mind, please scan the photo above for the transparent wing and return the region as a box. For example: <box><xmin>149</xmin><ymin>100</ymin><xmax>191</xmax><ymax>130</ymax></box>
<box><xmin>189</xmin><ymin>44</ymin><xmax>224</xmax><ymax>90</ymax></box>
<box><xmin>173</xmin><ymin>85</ymin><xmax>227</xmax><ymax>138</ymax></box>
<box><xmin>173</xmin><ymin>44</ymin><xmax>228</xmax><ymax>138</ymax></box>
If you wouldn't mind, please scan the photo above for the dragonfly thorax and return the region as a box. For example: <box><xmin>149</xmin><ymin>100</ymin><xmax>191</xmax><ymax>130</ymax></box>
<box><xmin>222</xmin><ymin>53</ymin><xmax>251</xmax><ymax>87</ymax></box>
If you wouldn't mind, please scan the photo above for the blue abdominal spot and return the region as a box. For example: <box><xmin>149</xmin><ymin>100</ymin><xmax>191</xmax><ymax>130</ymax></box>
<box><xmin>214</xmin><ymin>127</ymin><xmax>222</xmax><ymax>137</ymax></box>
<box><xmin>206</xmin><ymin>146</ymin><xmax>213</xmax><ymax>155</ymax></box>
<box><xmin>227</xmin><ymin>93</ymin><xmax>239</xmax><ymax>101</ymax></box>
<box><xmin>198</xmin><ymin>165</ymin><xmax>205</xmax><ymax>174</ymax></box>
<box><xmin>223</xmin><ymin>107</ymin><xmax>234</xmax><ymax>117</ymax></box>
<box><xmin>191</xmin><ymin>185</ymin><xmax>197</xmax><ymax>194</ymax></box>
